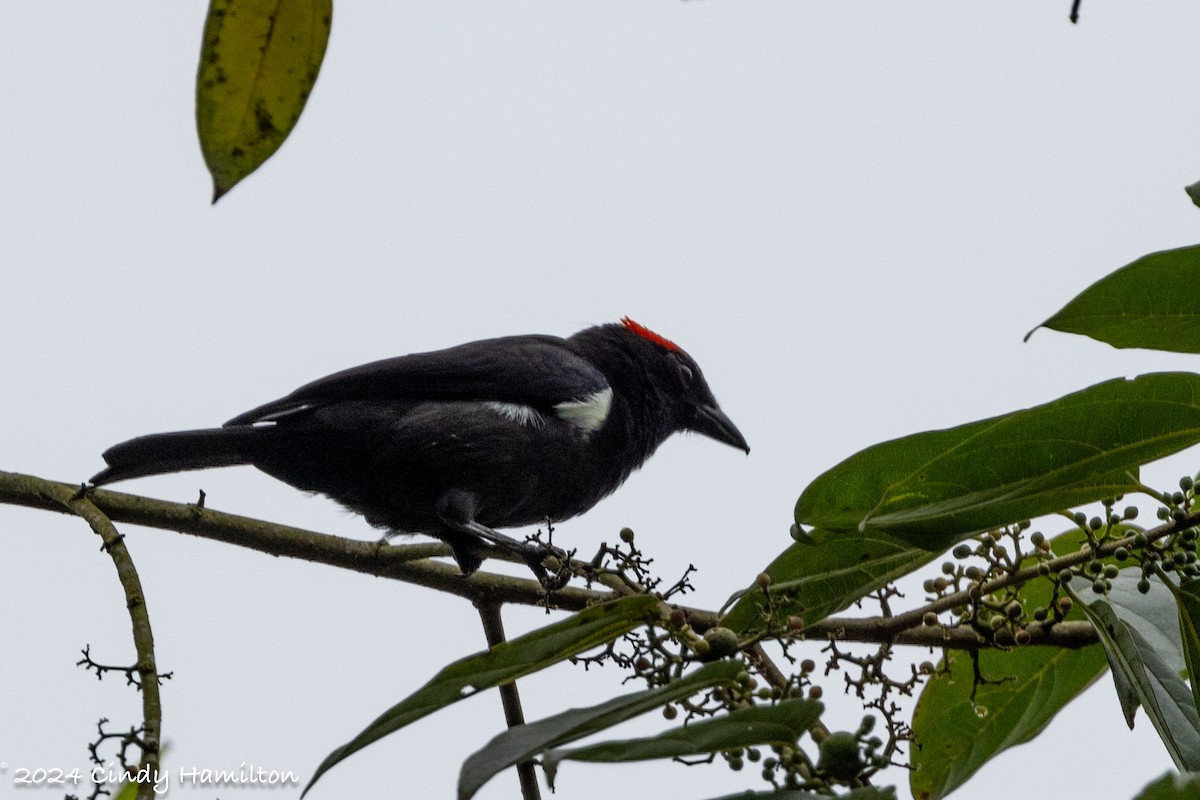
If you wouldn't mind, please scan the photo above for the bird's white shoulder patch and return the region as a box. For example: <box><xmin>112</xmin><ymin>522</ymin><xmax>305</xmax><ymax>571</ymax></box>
<box><xmin>554</xmin><ymin>387</ymin><xmax>613</xmax><ymax>434</ymax></box>
<box><xmin>484</xmin><ymin>401</ymin><xmax>544</xmax><ymax>428</ymax></box>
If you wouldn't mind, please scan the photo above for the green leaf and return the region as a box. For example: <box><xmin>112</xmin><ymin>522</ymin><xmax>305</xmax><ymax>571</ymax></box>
<box><xmin>302</xmin><ymin>595</ymin><xmax>658</xmax><ymax>797</ymax></box>
<box><xmin>1175</xmin><ymin>579</ymin><xmax>1200</xmax><ymax>721</ymax></box>
<box><xmin>704</xmin><ymin>787</ymin><xmax>896</xmax><ymax>800</ymax></box>
<box><xmin>111</xmin><ymin>778</ymin><xmax>139</xmax><ymax>800</ymax></box>
<box><xmin>1134</xmin><ymin>771</ymin><xmax>1200</xmax><ymax>800</ymax></box>
<box><xmin>542</xmin><ymin>698</ymin><xmax>823</xmax><ymax>788</ymax></box>
<box><xmin>196</xmin><ymin>0</ymin><xmax>332</xmax><ymax>201</ymax></box>
<box><xmin>909</xmin><ymin>528</ymin><xmax>1108</xmax><ymax>800</ymax></box>
<box><xmin>795</xmin><ymin>372</ymin><xmax>1200</xmax><ymax>551</ymax></box>
<box><xmin>1103</xmin><ymin>572</ymin><xmax>1192</xmax><ymax>727</ymax></box>
<box><xmin>720</xmin><ymin>529</ymin><xmax>937</xmax><ymax>634</ymax></box>
<box><xmin>1076</xmin><ymin>578</ymin><xmax>1200</xmax><ymax>772</ymax></box>
<box><xmin>1031</xmin><ymin>244</ymin><xmax>1200</xmax><ymax>353</ymax></box>
<box><xmin>1144</xmin><ymin>573</ymin><xmax>1200</xmax><ymax>728</ymax></box>
<box><xmin>459</xmin><ymin>660</ymin><xmax>742</xmax><ymax>800</ymax></box>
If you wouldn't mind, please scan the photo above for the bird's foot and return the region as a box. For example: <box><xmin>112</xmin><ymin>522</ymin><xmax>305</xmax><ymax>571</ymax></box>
<box><xmin>521</xmin><ymin>524</ymin><xmax>575</xmax><ymax>591</ymax></box>
<box><xmin>518</xmin><ymin>541</ymin><xmax>573</xmax><ymax>591</ymax></box>
<box><xmin>436</xmin><ymin>520</ymin><xmax>573</xmax><ymax>586</ymax></box>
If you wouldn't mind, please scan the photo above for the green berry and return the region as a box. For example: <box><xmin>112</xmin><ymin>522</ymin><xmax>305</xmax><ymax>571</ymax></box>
<box><xmin>703</xmin><ymin>627</ymin><xmax>740</xmax><ymax>659</ymax></box>
<box><xmin>818</xmin><ymin>731</ymin><xmax>863</xmax><ymax>782</ymax></box>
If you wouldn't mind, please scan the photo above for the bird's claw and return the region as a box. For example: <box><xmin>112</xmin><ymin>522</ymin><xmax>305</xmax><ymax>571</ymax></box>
<box><xmin>521</xmin><ymin>542</ymin><xmax>572</xmax><ymax>591</ymax></box>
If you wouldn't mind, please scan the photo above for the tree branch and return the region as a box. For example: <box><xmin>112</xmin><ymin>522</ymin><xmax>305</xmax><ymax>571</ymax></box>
<box><xmin>0</xmin><ymin>471</ymin><xmax>605</xmax><ymax>609</ymax></box>
<box><xmin>38</xmin><ymin>482</ymin><xmax>163</xmax><ymax>800</ymax></box>
<box><xmin>1</xmin><ymin>470</ymin><xmax>1101</xmax><ymax>652</ymax></box>
<box><xmin>477</xmin><ymin>602</ymin><xmax>541</xmax><ymax>800</ymax></box>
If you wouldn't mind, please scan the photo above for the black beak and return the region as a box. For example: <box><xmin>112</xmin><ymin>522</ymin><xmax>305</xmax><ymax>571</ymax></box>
<box><xmin>691</xmin><ymin>404</ymin><xmax>750</xmax><ymax>454</ymax></box>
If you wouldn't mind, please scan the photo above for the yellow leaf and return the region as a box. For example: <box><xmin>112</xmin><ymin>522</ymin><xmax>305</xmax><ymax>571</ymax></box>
<box><xmin>196</xmin><ymin>0</ymin><xmax>332</xmax><ymax>201</ymax></box>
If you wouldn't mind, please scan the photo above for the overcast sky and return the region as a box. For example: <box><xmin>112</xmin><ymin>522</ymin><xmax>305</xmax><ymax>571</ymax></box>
<box><xmin>4</xmin><ymin>2</ymin><xmax>1200</xmax><ymax>799</ymax></box>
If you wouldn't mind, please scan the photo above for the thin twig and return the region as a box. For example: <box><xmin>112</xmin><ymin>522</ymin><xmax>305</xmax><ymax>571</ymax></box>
<box><xmin>877</xmin><ymin>512</ymin><xmax>1198</xmax><ymax>639</ymax></box>
<box><xmin>41</xmin><ymin>483</ymin><xmax>162</xmax><ymax>800</ymax></box>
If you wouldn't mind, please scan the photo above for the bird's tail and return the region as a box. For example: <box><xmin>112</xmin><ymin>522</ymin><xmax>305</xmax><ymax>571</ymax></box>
<box><xmin>90</xmin><ymin>427</ymin><xmax>271</xmax><ymax>486</ymax></box>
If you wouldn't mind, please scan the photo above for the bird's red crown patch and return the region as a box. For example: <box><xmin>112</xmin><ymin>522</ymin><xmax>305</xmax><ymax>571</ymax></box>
<box><xmin>621</xmin><ymin>317</ymin><xmax>681</xmax><ymax>352</ymax></box>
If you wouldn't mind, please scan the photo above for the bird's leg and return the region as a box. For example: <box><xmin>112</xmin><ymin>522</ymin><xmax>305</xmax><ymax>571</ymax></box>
<box><xmin>461</xmin><ymin>520</ymin><xmax>579</xmax><ymax>592</ymax></box>
<box><xmin>437</xmin><ymin>528</ymin><xmax>487</xmax><ymax>576</ymax></box>
<box><xmin>433</xmin><ymin>490</ymin><xmax>572</xmax><ymax>589</ymax></box>
<box><xmin>435</xmin><ymin>489</ymin><xmax>553</xmax><ymax>579</ymax></box>
<box><xmin>436</xmin><ymin>519</ymin><xmax>562</xmax><ymax>583</ymax></box>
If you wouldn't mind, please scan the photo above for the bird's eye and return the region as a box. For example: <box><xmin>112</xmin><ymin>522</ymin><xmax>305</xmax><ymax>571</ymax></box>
<box><xmin>676</xmin><ymin>362</ymin><xmax>694</xmax><ymax>387</ymax></box>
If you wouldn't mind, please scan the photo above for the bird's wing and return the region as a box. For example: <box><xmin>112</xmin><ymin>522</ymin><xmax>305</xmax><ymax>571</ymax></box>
<box><xmin>225</xmin><ymin>334</ymin><xmax>610</xmax><ymax>426</ymax></box>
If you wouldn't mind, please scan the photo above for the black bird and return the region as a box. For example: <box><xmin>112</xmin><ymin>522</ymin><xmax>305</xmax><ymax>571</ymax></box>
<box><xmin>90</xmin><ymin>318</ymin><xmax>749</xmax><ymax>575</ymax></box>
